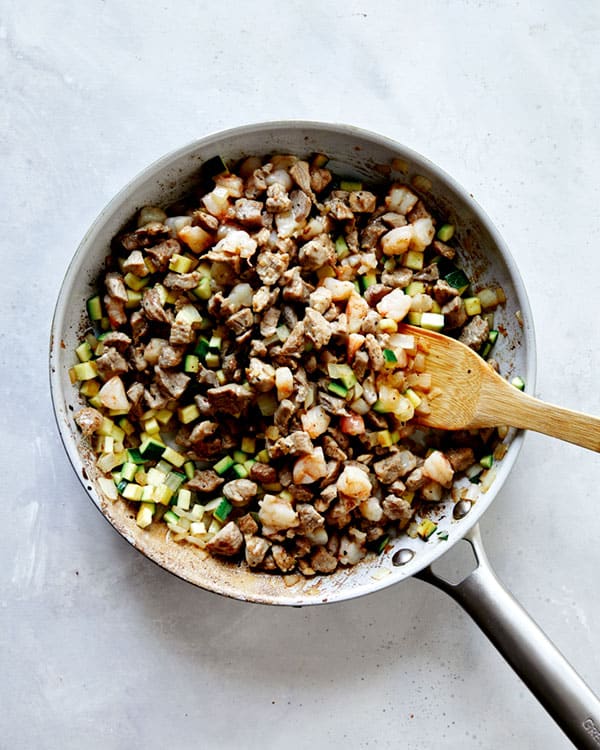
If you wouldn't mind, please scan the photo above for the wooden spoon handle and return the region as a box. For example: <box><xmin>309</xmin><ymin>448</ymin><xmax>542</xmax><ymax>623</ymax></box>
<box><xmin>507</xmin><ymin>390</ymin><xmax>600</xmax><ymax>452</ymax></box>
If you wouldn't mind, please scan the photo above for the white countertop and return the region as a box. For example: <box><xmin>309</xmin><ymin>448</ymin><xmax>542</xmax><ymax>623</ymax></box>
<box><xmin>3</xmin><ymin>1</ymin><xmax>600</xmax><ymax>747</ymax></box>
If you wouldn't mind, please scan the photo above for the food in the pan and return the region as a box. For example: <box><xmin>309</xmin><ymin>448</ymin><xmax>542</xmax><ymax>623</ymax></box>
<box><xmin>70</xmin><ymin>152</ymin><xmax>511</xmax><ymax>575</ymax></box>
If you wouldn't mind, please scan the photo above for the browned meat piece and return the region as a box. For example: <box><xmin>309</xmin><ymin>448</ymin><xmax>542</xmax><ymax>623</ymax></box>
<box><xmin>155</xmin><ymin>366</ymin><xmax>190</xmax><ymax>399</ymax></box>
<box><xmin>303</xmin><ymin>308</ymin><xmax>332</xmax><ymax>349</ymax></box>
<box><xmin>223</xmin><ymin>478</ymin><xmax>258</xmax><ymax>507</ymax></box>
<box><xmin>132</xmin><ymin>345</ymin><xmax>148</xmax><ymax>373</ymax></box>
<box><xmin>104</xmin><ymin>294</ymin><xmax>127</xmax><ymax>328</ymax></box>
<box><xmin>126</xmin><ymin>381</ymin><xmax>144</xmax><ymax>415</ymax></box>
<box><xmin>266</xmin><ymin>183</ymin><xmax>291</xmax><ymax>213</ymax></box>
<box><xmin>145</xmin><ymin>238</ymin><xmax>180</xmax><ymax>272</ymax></box>
<box><xmin>122</xmin><ymin>249</ymin><xmax>148</xmax><ymax>277</ymax></box>
<box><xmin>206</xmin><ymin>522</ymin><xmax>243</xmax><ymax>557</ymax></box>
<box><xmin>186</xmin><ymin>469</ymin><xmax>224</xmax><ymax>493</ymax></box>
<box><xmin>244</xmin><ymin>166</ymin><xmax>269</xmax><ymax>199</ymax></box>
<box><xmin>193</xmin><ymin>394</ymin><xmax>213</xmax><ymax>416</ymax></box>
<box><xmin>432</xmin><ymin>239</ymin><xmax>456</xmax><ymax>260</ymax></box>
<box><xmin>245</xmin><ymin>357</ymin><xmax>275</xmax><ymax>392</ymax></box>
<box><xmin>433</xmin><ymin>279</ymin><xmax>460</xmax><ymax>306</ymax></box>
<box><xmin>407</xmin><ymin>200</ymin><xmax>431</xmax><ymax>222</ymax></box>
<box><xmin>169</xmin><ymin>320</ymin><xmax>195</xmax><ymax>346</ymax></box>
<box><xmin>142</xmin><ymin>382</ymin><xmax>169</xmax><ymax>409</ymax></box>
<box><xmin>143</xmin><ymin>337</ymin><xmax>167</xmax><ymax>365</ymax></box>
<box><xmin>281</xmin><ymin>305</ymin><xmax>298</xmax><ymax>330</ymax></box>
<box><xmin>382</xmin><ymin>495</ymin><xmax>413</xmax><ymax>528</ymax></box>
<box><xmin>290</xmin><ymin>189</ymin><xmax>312</xmax><ymax>222</ymax></box>
<box><xmin>163</xmin><ymin>271</ymin><xmax>201</xmax><ymax>291</ymax></box>
<box><xmin>388</xmin><ymin>479</ymin><xmax>406</xmax><ymax>495</ymax></box>
<box><xmin>74</xmin><ymin>407</ymin><xmax>103</xmax><ymax>436</ymax></box>
<box><xmin>105</xmin><ymin>272</ymin><xmax>128</xmax><ymax>302</ymax></box>
<box><xmin>249</xmin><ymin>462</ymin><xmax>278</xmax><ymax>484</ymax></box>
<box><xmin>227</xmin><ymin>308</ymin><xmax>254</xmax><ymax>335</ymax></box>
<box><xmin>271</xmin><ymin>545</ymin><xmax>296</xmax><ymax>573</ymax></box>
<box><xmin>189</xmin><ymin>420</ymin><xmax>219</xmax><ymax>444</ymax></box>
<box><xmin>309</xmin><ymin>167</ymin><xmax>332</xmax><ymax>194</ymax></box>
<box><xmin>326</xmin><ymin>501</ymin><xmax>351</xmax><ymax>529</ymax></box>
<box><xmin>289</xmin><ymin>160</ymin><xmax>315</xmax><ymax>200</ymax></box>
<box><xmin>142</xmin><ymin>287</ymin><xmax>172</xmax><ymax>324</ymax></box>
<box><xmin>459</xmin><ymin>315</ymin><xmax>489</xmax><ymax>351</ymax></box>
<box><xmin>206</xmin><ymin>384</ymin><xmax>253</xmax><ymax>416</ymax></box>
<box><xmin>259</xmin><ymin>306</ymin><xmax>281</xmax><ymax>338</ymax></box>
<box><xmin>311</xmin><ymin>546</ymin><xmax>338</xmax><ymax>573</ymax></box>
<box><xmin>271</xmin><ymin>431</ymin><xmax>313</xmax><ymax>457</ymax></box>
<box><xmin>237</xmin><ymin>513</ymin><xmax>259</xmax><ymax>536</ymax></box>
<box><xmin>381</xmin><ymin>268</ymin><xmax>413</xmax><ymax>288</ymax></box>
<box><xmin>121</xmin><ymin>222</ymin><xmax>169</xmax><ymax>251</ymax></box>
<box><xmin>365</xmin><ymin>410</ymin><xmax>388</xmax><ymax>430</ymax></box>
<box><xmin>100</xmin><ymin>331</ymin><xmax>131</xmax><ymax>352</ymax></box>
<box><xmin>363</xmin><ymin>284</ymin><xmax>392</xmax><ymax>306</ymax></box>
<box><xmin>373</xmin><ymin>450</ymin><xmax>418</xmax><ymax>484</ymax></box>
<box><xmin>365</xmin><ymin>334</ymin><xmax>384</xmax><ymax>372</ymax></box>
<box><xmin>324</xmin><ymin>194</ymin><xmax>354</xmax><ymax>221</ymax></box>
<box><xmin>441</xmin><ymin>296</ymin><xmax>467</xmax><ymax>330</ymax></box>
<box><xmin>253</xmin><ymin>285</ymin><xmax>279</xmax><ymax>314</ymax></box>
<box><xmin>288</xmin><ymin>485</ymin><xmax>314</xmax><ymax>503</ymax></box>
<box><xmin>191</xmin><ymin>209</ymin><xmax>219</xmax><ymax>232</ymax></box>
<box><xmin>360</xmin><ymin>310</ymin><xmax>379</xmax><ymax>334</ymax></box>
<box><xmin>297</xmin><ymin>504</ymin><xmax>325</xmax><ymax>535</ymax></box>
<box><xmin>405</xmin><ymin>466</ymin><xmax>427</xmax><ymax>491</ymax></box>
<box><xmin>413</xmin><ymin>263</ymin><xmax>439</xmax><ymax>283</ymax></box>
<box><xmin>320</xmin><ymin>459</ymin><xmax>342</xmax><ymax>487</ymax></box>
<box><xmin>245</xmin><ymin>536</ymin><xmax>271</xmax><ymax>567</ymax></box>
<box><xmin>233</xmin><ymin>198</ymin><xmax>263</xmax><ymax>226</ymax></box>
<box><xmin>349</xmin><ymin>191</ymin><xmax>376</xmax><ymax>213</ymax></box>
<box><xmin>282</xmin><ymin>267</ymin><xmax>313</xmax><ymax>303</ymax></box>
<box><xmin>126</xmin><ymin>314</ymin><xmax>145</xmax><ymax>346</ymax></box>
<box><xmin>315</xmin><ymin>484</ymin><xmax>337</xmax><ymax>512</ymax></box>
<box><xmin>445</xmin><ymin>447</ymin><xmax>476</xmax><ymax>472</ymax></box>
<box><xmin>158</xmin><ymin>344</ymin><xmax>185</xmax><ymax>368</ymax></box>
<box><xmin>274</xmin><ymin>398</ymin><xmax>296</xmax><ymax>431</ymax></box>
<box><xmin>256</xmin><ymin>250</ymin><xmax>289</xmax><ymax>286</ymax></box>
<box><xmin>298</xmin><ymin>234</ymin><xmax>335</xmax><ymax>271</ymax></box>
<box><xmin>318</xmin><ymin>392</ymin><xmax>347</xmax><ymax>416</ymax></box>
<box><xmin>381</xmin><ymin>212</ymin><xmax>408</xmax><ymax>228</ymax></box>
<box><xmin>95</xmin><ymin>346</ymin><xmax>128</xmax><ymax>380</ymax></box>
<box><xmin>279</xmin><ymin>321</ymin><xmax>305</xmax><ymax>358</ymax></box>
<box><xmin>322</xmin><ymin>435</ymin><xmax>348</xmax><ymax>461</ymax></box>
<box><xmin>360</xmin><ymin>218</ymin><xmax>387</xmax><ymax>250</ymax></box>
<box><xmin>352</xmin><ymin>349</ymin><xmax>369</xmax><ymax>380</ymax></box>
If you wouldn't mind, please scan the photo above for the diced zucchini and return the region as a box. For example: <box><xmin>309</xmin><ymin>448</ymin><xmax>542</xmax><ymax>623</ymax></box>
<box><xmin>405</xmin><ymin>281</ymin><xmax>425</xmax><ymax>297</ymax></box>
<box><xmin>255</xmin><ymin>449</ymin><xmax>270</xmax><ymax>464</ymax></box>
<box><xmin>176</xmin><ymin>488</ymin><xmax>192</xmax><ymax>511</ymax></box>
<box><xmin>71</xmin><ymin>361</ymin><xmax>99</xmax><ymax>381</ymax></box>
<box><xmin>327</xmin><ymin>363</ymin><xmax>357</xmax><ymax>389</ymax></box>
<box><xmin>155</xmin><ymin>409</ymin><xmax>173</xmax><ymax>426</ymax></box>
<box><xmin>417</xmin><ymin>519</ymin><xmax>438</xmax><ymax>540</ymax></box>
<box><xmin>136</xmin><ymin>502</ymin><xmax>155</xmax><ymax>529</ymax></box>
<box><xmin>479</xmin><ymin>454</ymin><xmax>494</xmax><ymax>469</ymax></box>
<box><xmin>207</xmin><ymin>518</ymin><xmax>223</xmax><ymax>535</ymax></box>
<box><xmin>203</xmin><ymin>497</ymin><xmax>222</xmax><ymax>513</ymax></box>
<box><xmin>420</xmin><ymin>312</ymin><xmax>444</xmax><ymax>331</ymax></box>
<box><xmin>213</xmin><ymin>498</ymin><xmax>232</xmax><ymax>523</ymax></box>
<box><xmin>178</xmin><ymin>404</ymin><xmax>200</xmax><ymax>424</ymax></box>
<box><xmin>311</xmin><ymin>153</ymin><xmax>329</xmax><ymax>168</ymax></box>
<box><xmin>340</xmin><ymin>180</ymin><xmax>362</xmax><ymax>192</ymax></box>
<box><xmin>403</xmin><ymin>250</ymin><xmax>424</xmax><ymax>271</ymax></box>
<box><xmin>122</xmin><ymin>483</ymin><xmax>144</xmax><ymax>501</ymax></box>
<box><xmin>436</xmin><ymin>224</ymin><xmax>455</xmax><ymax>242</ymax></box>
<box><xmin>162</xmin><ymin>446</ymin><xmax>185</xmax><ymax>468</ymax></box>
<box><xmin>139</xmin><ymin>437</ymin><xmax>165</xmax><ymax>460</ymax></box>
<box><xmin>376</xmin><ymin>430</ymin><xmax>393</xmax><ymax>448</ymax></box>
<box><xmin>404</xmin><ymin>388</ymin><xmax>422</xmax><ymax>408</ymax></box>
<box><xmin>208</xmin><ymin>334</ymin><xmax>222</xmax><ymax>350</ymax></box>
<box><xmin>232</xmin><ymin>463</ymin><xmax>249</xmax><ymax>478</ymax></box>
<box><xmin>80</xmin><ymin>380</ymin><xmax>100</xmax><ymax>397</ymax></box>
<box><xmin>194</xmin><ymin>337</ymin><xmax>210</xmax><ymax>359</ymax></box>
<box><xmin>444</xmin><ymin>269</ymin><xmax>469</xmax><ymax>295</ymax></box>
<box><xmin>463</xmin><ymin>297</ymin><xmax>482</xmax><ymax>316</ymax></box>
<box><xmin>165</xmin><ymin>471</ymin><xmax>186</xmax><ymax>492</ymax></box>
<box><xmin>155</xmin><ymin>459</ymin><xmax>172</xmax><ymax>474</ymax></box>
<box><xmin>205</xmin><ymin>352</ymin><xmax>220</xmax><ymax>369</ymax></box>
<box><xmin>75</xmin><ymin>341</ymin><xmax>93</xmax><ymax>362</ymax></box>
<box><xmin>213</xmin><ymin>455</ymin><xmax>235</xmax><ymax>475</ymax></box>
<box><xmin>120</xmin><ymin>462</ymin><xmax>137</xmax><ymax>482</ymax></box>
<box><xmin>232</xmin><ymin>450</ymin><xmax>248</xmax><ymax>464</ymax></box>
<box><xmin>176</xmin><ymin>304</ymin><xmax>203</xmax><ymax>326</ymax></box>
<box><xmin>189</xmin><ymin>521</ymin><xmax>207</xmax><ymax>536</ymax></box>
<box><xmin>328</xmin><ymin>381</ymin><xmax>348</xmax><ymax>398</ymax></box>
<box><xmin>407</xmin><ymin>311</ymin><xmax>422</xmax><ymax>326</ymax></box>
<box><xmin>430</xmin><ymin>300</ymin><xmax>442</xmax><ymax>314</ymax></box>
<box><xmin>193</xmin><ymin>277</ymin><xmax>212</xmax><ymax>300</ymax></box>
<box><xmin>335</xmin><ymin>235</ymin><xmax>349</xmax><ymax>259</ymax></box>
<box><xmin>154</xmin><ymin>485</ymin><xmax>174</xmax><ymax>506</ymax></box>
<box><xmin>376</xmin><ymin>535</ymin><xmax>390</xmax><ymax>554</ymax></box>
<box><xmin>359</xmin><ymin>272</ymin><xmax>378</xmax><ymax>290</ymax></box>
<box><xmin>241</xmin><ymin>436</ymin><xmax>256</xmax><ymax>454</ymax></box>
<box><xmin>183</xmin><ymin>460</ymin><xmax>196</xmax><ymax>480</ymax></box>
<box><xmin>169</xmin><ymin>254</ymin><xmax>194</xmax><ymax>274</ymax></box>
<box><xmin>126</xmin><ymin>448</ymin><xmax>145</xmax><ymax>465</ymax></box>
<box><xmin>87</xmin><ymin>295</ymin><xmax>103</xmax><ymax>321</ymax></box>
<box><xmin>143</xmin><ymin>417</ymin><xmax>160</xmax><ymax>435</ymax></box>
<box><xmin>257</xmin><ymin>393</ymin><xmax>278</xmax><ymax>416</ymax></box>
<box><xmin>123</xmin><ymin>273</ymin><xmax>150</xmax><ymax>292</ymax></box>
<box><xmin>511</xmin><ymin>376</ymin><xmax>525</xmax><ymax>391</ymax></box>
<box><xmin>163</xmin><ymin>510</ymin><xmax>180</xmax><ymax>526</ymax></box>
<box><xmin>382</xmin><ymin>349</ymin><xmax>398</xmax><ymax>367</ymax></box>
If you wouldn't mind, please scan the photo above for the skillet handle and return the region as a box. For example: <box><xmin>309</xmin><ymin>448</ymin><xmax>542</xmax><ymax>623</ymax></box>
<box><xmin>416</xmin><ymin>523</ymin><xmax>600</xmax><ymax>748</ymax></box>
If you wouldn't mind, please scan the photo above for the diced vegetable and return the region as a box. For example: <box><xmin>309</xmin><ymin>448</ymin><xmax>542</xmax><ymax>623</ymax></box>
<box><xmin>436</xmin><ymin>224</ymin><xmax>455</xmax><ymax>242</ymax></box>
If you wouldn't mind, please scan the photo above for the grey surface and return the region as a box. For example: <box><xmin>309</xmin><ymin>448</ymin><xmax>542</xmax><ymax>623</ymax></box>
<box><xmin>2</xmin><ymin>1</ymin><xmax>600</xmax><ymax>748</ymax></box>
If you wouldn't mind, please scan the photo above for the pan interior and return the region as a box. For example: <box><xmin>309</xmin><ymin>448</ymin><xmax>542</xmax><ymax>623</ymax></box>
<box><xmin>50</xmin><ymin>121</ymin><xmax>534</xmax><ymax>605</ymax></box>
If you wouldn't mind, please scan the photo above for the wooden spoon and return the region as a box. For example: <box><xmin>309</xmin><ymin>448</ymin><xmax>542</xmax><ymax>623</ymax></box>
<box><xmin>399</xmin><ymin>324</ymin><xmax>600</xmax><ymax>452</ymax></box>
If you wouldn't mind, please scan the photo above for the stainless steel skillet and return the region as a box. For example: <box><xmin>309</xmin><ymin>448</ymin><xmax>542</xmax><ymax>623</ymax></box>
<box><xmin>49</xmin><ymin>121</ymin><xmax>600</xmax><ymax>747</ymax></box>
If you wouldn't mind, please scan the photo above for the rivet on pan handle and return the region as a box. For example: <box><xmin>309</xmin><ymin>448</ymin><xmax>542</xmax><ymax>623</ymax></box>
<box><xmin>416</xmin><ymin>524</ymin><xmax>600</xmax><ymax>748</ymax></box>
